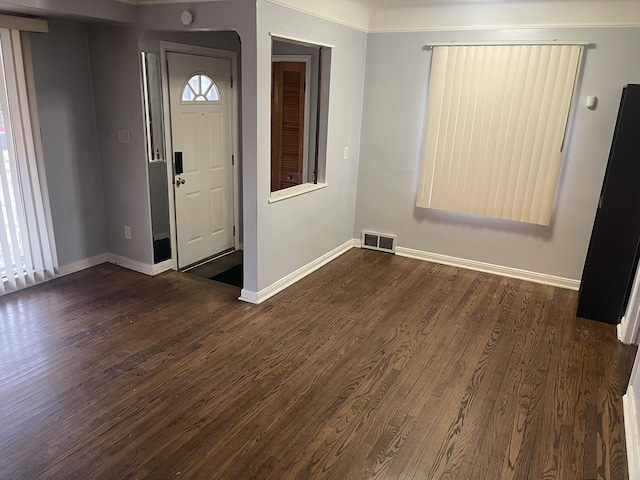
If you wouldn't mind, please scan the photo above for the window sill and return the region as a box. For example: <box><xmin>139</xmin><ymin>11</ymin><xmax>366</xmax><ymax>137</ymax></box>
<box><xmin>268</xmin><ymin>182</ymin><xmax>327</xmax><ymax>203</ymax></box>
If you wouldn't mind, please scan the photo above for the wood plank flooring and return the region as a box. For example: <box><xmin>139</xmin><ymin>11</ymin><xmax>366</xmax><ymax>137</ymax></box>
<box><xmin>0</xmin><ymin>248</ymin><xmax>636</xmax><ymax>479</ymax></box>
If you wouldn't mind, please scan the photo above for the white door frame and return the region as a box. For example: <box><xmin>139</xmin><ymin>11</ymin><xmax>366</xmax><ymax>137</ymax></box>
<box><xmin>160</xmin><ymin>41</ymin><xmax>241</xmax><ymax>271</ymax></box>
<box><xmin>619</xmin><ymin>263</ymin><xmax>640</xmax><ymax>344</ymax></box>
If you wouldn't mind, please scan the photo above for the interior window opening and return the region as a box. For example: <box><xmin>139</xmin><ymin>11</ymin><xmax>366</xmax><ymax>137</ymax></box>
<box><xmin>270</xmin><ymin>36</ymin><xmax>331</xmax><ymax>195</ymax></box>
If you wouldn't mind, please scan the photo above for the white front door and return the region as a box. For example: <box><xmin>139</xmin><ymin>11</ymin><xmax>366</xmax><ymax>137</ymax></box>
<box><xmin>167</xmin><ymin>52</ymin><xmax>234</xmax><ymax>268</ymax></box>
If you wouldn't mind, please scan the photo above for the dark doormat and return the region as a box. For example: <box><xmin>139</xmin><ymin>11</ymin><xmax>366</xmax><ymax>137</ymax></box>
<box><xmin>153</xmin><ymin>238</ymin><xmax>171</xmax><ymax>263</ymax></box>
<box><xmin>210</xmin><ymin>263</ymin><xmax>243</xmax><ymax>287</ymax></box>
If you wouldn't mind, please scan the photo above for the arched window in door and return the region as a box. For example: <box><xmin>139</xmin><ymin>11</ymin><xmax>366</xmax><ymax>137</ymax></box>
<box><xmin>181</xmin><ymin>73</ymin><xmax>220</xmax><ymax>102</ymax></box>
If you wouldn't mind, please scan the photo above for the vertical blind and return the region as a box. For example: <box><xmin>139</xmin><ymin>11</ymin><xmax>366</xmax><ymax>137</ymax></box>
<box><xmin>0</xmin><ymin>28</ymin><xmax>57</xmax><ymax>295</ymax></box>
<box><xmin>416</xmin><ymin>44</ymin><xmax>584</xmax><ymax>225</ymax></box>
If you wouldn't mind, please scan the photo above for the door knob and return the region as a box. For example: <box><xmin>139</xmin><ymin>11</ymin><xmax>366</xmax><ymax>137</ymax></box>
<box><xmin>176</xmin><ymin>177</ymin><xmax>186</xmax><ymax>188</ymax></box>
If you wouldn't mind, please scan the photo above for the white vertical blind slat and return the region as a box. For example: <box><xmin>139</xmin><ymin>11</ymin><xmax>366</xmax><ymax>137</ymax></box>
<box><xmin>529</xmin><ymin>47</ymin><xmax>564</xmax><ymax>223</ymax></box>
<box><xmin>417</xmin><ymin>47</ymin><xmax>445</xmax><ymax>207</ymax></box>
<box><xmin>418</xmin><ymin>44</ymin><xmax>583</xmax><ymax>225</ymax></box>
<box><xmin>2</xmin><ymin>28</ymin><xmax>36</xmax><ymax>287</ymax></box>
<box><xmin>0</xmin><ymin>157</ymin><xmax>17</xmax><ymax>293</ymax></box>
<box><xmin>11</xmin><ymin>29</ymin><xmax>51</xmax><ymax>281</ymax></box>
<box><xmin>495</xmin><ymin>46</ymin><xmax>528</xmax><ymax>219</ymax></box>
<box><xmin>462</xmin><ymin>47</ymin><xmax>484</xmax><ymax>214</ymax></box>
<box><xmin>0</xmin><ymin>31</ymin><xmax>26</xmax><ymax>291</ymax></box>
<box><xmin>538</xmin><ymin>46</ymin><xmax>583</xmax><ymax>224</ymax></box>
<box><xmin>0</xmin><ymin>28</ymin><xmax>57</xmax><ymax>296</ymax></box>
<box><xmin>456</xmin><ymin>47</ymin><xmax>478</xmax><ymax>213</ymax></box>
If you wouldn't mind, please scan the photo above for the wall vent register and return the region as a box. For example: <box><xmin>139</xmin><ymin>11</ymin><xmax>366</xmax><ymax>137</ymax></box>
<box><xmin>361</xmin><ymin>231</ymin><xmax>397</xmax><ymax>254</ymax></box>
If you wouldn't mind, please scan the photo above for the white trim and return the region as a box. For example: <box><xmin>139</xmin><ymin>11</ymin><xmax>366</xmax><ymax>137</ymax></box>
<box><xmin>239</xmin><ymin>239</ymin><xmax>353</xmax><ymax>304</ymax></box>
<box><xmin>0</xmin><ymin>14</ymin><xmax>47</xmax><ymax>33</ymax></box>
<box><xmin>395</xmin><ymin>246</ymin><xmax>579</xmax><ymax>290</ymax></box>
<box><xmin>106</xmin><ymin>253</ymin><xmax>155</xmax><ymax>276</ymax></box>
<box><xmin>268</xmin><ymin>182</ymin><xmax>327</xmax><ymax>203</ymax></box>
<box><xmin>59</xmin><ymin>253</ymin><xmax>170</xmax><ymax>278</ymax></box>
<box><xmin>152</xmin><ymin>259</ymin><xmax>173</xmax><ymax>275</ymax></box>
<box><xmin>269</xmin><ymin>32</ymin><xmax>336</xmax><ymax>49</ymax></box>
<box><xmin>57</xmin><ymin>254</ymin><xmax>108</xmax><ymax>277</ymax></box>
<box><xmin>141</xmin><ymin>52</ymin><xmax>154</xmax><ymax>163</ymax></box>
<box><xmin>624</xmin><ymin>390</ymin><xmax>640</xmax><ymax>480</ymax></box>
<box><xmin>352</xmin><ymin>240</ymin><xmax>579</xmax><ymax>290</ymax></box>
<box><xmin>424</xmin><ymin>40</ymin><xmax>591</xmax><ymax>47</ymax></box>
<box><xmin>626</xmin><ymin>348</ymin><xmax>640</xmax><ymax>480</ymax></box>
<box><xmin>619</xmin><ymin>317</ymin><xmax>638</xmax><ymax>345</ymax></box>
<box><xmin>618</xmin><ymin>260</ymin><xmax>640</xmax><ymax>344</ymax></box>
<box><xmin>369</xmin><ymin>24</ymin><xmax>640</xmax><ymax>34</ymax></box>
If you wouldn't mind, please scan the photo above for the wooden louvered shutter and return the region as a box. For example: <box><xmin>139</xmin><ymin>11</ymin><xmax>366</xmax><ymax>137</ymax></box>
<box><xmin>271</xmin><ymin>62</ymin><xmax>306</xmax><ymax>192</ymax></box>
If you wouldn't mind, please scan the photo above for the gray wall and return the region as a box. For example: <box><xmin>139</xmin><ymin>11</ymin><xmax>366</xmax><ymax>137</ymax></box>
<box><xmin>256</xmin><ymin>1</ymin><xmax>367</xmax><ymax>290</ymax></box>
<box><xmin>88</xmin><ymin>24</ymin><xmax>153</xmax><ymax>264</ymax></box>
<box><xmin>30</xmin><ymin>21</ymin><xmax>106</xmax><ymax>267</ymax></box>
<box><xmin>355</xmin><ymin>27</ymin><xmax>640</xmax><ymax>282</ymax></box>
<box><xmin>0</xmin><ymin>0</ymin><xmax>134</xmax><ymax>23</ymax></box>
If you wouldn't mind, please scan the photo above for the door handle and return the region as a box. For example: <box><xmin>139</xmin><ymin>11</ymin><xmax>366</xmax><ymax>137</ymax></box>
<box><xmin>176</xmin><ymin>177</ymin><xmax>186</xmax><ymax>188</ymax></box>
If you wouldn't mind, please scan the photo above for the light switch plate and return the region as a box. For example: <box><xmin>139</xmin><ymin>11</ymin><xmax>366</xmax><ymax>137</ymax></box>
<box><xmin>343</xmin><ymin>146</ymin><xmax>349</xmax><ymax>160</ymax></box>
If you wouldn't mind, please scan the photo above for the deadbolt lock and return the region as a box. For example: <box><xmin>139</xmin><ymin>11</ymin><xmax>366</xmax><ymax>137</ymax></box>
<box><xmin>176</xmin><ymin>177</ymin><xmax>186</xmax><ymax>188</ymax></box>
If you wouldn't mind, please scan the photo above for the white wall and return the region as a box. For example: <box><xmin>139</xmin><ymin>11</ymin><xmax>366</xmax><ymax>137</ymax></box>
<box><xmin>355</xmin><ymin>27</ymin><xmax>640</xmax><ymax>282</ymax></box>
<box><xmin>369</xmin><ymin>0</ymin><xmax>640</xmax><ymax>32</ymax></box>
<box><xmin>29</xmin><ymin>21</ymin><xmax>106</xmax><ymax>267</ymax></box>
<box><xmin>255</xmin><ymin>0</ymin><xmax>367</xmax><ymax>291</ymax></box>
<box><xmin>263</xmin><ymin>0</ymin><xmax>370</xmax><ymax>31</ymax></box>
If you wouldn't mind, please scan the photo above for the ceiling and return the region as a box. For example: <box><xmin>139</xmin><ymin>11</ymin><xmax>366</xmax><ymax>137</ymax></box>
<box><xmin>125</xmin><ymin>0</ymin><xmax>640</xmax><ymax>32</ymax></box>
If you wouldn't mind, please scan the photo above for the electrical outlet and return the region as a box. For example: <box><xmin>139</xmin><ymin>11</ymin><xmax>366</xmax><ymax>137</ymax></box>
<box><xmin>124</xmin><ymin>225</ymin><xmax>131</xmax><ymax>240</ymax></box>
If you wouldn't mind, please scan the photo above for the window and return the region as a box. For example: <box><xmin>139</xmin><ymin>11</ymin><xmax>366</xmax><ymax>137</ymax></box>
<box><xmin>270</xmin><ymin>36</ymin><xmax>331</xmax><ymax>198</ymax></box>
<box><xmin>181</xmin><ymin>73</ymin><xmax>220</xmax><ymax>102</ymax></box>
<box><xmin>0</xmin><ymin>28</ymin><xmax>57</xmax><ymax>295</ymax></box>
<box><xmin>416</xmin><ymin>44</ymin><xmax>584</xmax><ymax>225</ymax></box>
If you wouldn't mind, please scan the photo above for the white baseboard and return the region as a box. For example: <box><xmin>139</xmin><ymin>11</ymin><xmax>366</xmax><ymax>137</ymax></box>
<box><xmin>152</xmin><ymin>259</ymin><xmax>174</xmax><ymax>275</ymax></box>
<box><xmin>239</xmin><ymin>239</ymin><xmax>354</xmax><ymax>304</ymax></box>
<box><xmin>57</xmin><ymin>253</ymin><xmax>170</xmax><ymax>278</ymax></box>
<box><xmin>624</xmin><ymin>389</ymin><xmax>640</xmax><ymax>480</ymax></box>
<box><xmin>239</xmin><ymin>288</ymin><xmax>259</xmax><ymax>304</ymax></box>
<box><xmin>353</xmin><ymin>240</ymin><xmax>580</xmax><ymax>291</ymax></box>
<box><xmin>58</xmin><ymin>254</ymin><xmax>108</xmax><ymax>277</ymax></box>
<box><xmin>106</xmin><ymin>253</ymin><xmax>155</xmax><ymax>276</ymax></box>
<box><xmin>619</xmin><ymin>317</ymin><xmax>638</xmax><ymax>345</ymax></box>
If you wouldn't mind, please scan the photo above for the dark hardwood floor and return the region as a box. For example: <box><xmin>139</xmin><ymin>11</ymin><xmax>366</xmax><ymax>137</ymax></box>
<box><xmin>0</xmin><ymin>249</ymin><xmax>636</xmax><ymax>479</ymax></box>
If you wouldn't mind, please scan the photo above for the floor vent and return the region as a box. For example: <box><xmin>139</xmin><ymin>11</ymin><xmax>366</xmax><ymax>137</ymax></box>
<box><xmin>361</xmin><ymin>230</ymin><xmax>397</xmax><ymax>254</ymax></box>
